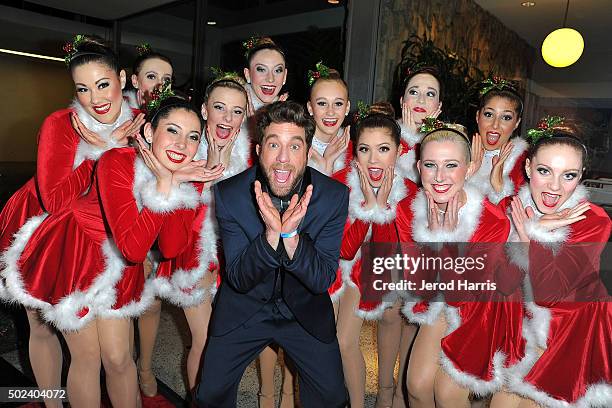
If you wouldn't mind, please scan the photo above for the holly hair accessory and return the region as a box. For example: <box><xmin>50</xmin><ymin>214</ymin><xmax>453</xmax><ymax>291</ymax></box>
<box><xmin>479</xmin><ymin>76</ymin><xmax>519</xmax><ymax>96</ymax></box>
<box><xmin>136</xmin><ymin>43</ymin><xmax>152</xmax><ymax>56</ymax></box>
<box><xmin>146</xmin><ymin>79</ymin><xmax>175</xmax><ymax>113</ymax></box>
<box><xmin>353</xmin><ymin>101</ymin><xmax>370</xmax><ymax>122</ymax></box>
<box><xmin>419</xmin><ymin>117</ymin><xmax>446</xmax><ymax>133</ymax></box>
<box><xmin>526</xmin><ymin>115</ymin><xmax>565</xmax><ymax>144</ymax></box>
<box><xmin>63</xmin><ymin>34</ymin><xmax>86</xmax><ymax>66</ymax></box>
<box><xmin>210</xmin><ymin>67</ymin><xmax>244</xmax><ymax>84</ymax></box>
<box><xmin>307</xmin><ymin>61</ymin><xmax>331</xmax><ymax>86</ymax></box>
<box><xmin>242</xmin><ymin>36</ymin><xmax>276</xmax><ymax>57</ymax></box>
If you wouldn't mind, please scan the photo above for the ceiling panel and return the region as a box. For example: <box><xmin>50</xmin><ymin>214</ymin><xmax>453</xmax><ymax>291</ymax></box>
<box><xmin>27</xmin><ymin>0</ymin><xmax>179</xmax><ymax>20</ymax></box>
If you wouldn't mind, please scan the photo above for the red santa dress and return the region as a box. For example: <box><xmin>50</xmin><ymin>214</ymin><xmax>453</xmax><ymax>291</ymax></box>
<box><xmin>0</xmin><ymin>100</ymin><xmax>138</xmax><ymax>298</ymax></box>
<box><xmin>504</xmin><ymin>184</ymin><xmax>612</xmax><ymax>408</ymax></box>
<box><xmin>327</xmin><ymin>162</ymin><xmax>418</xmax><ymax>319</ymax></box>
<box><xmin>1</xmin><ymin>148</ymin><xmax>200</xmax><ymax>331</ymax></box>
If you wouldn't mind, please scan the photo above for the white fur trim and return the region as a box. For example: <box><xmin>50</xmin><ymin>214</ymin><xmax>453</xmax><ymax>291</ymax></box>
<box><xmin>516</xmin><ymin>184</ymin><xmax>588</xmax><ymax>245</ymax></box>
<box><xmin>133</xmin><ymin>157</ymin><xmax>200</xmax><ymax>213</ymax></box>
<box><xmin>467</xmin><ymin>138</ymin><xmax>528</xmax><ymax>204</ymax></box>
<box><xmin>398</xmin><ymin>121</ymin><xmax>422</xmax><ymax>147</ymax></box>
<box><xmin>123</xmin><ymin>89</ymin><xmax>139</xmax><ymax>109</ymax></box>
<box><xmin>71</xmin><ymin>99</ymin><xmax>134</xmax><ymax>169</ymax></box>
<box><xmin>508</xmin><ymin>316</ymin><xmax>612</xmax><ymax>408</ymax></box>
<box><xmin>356</xmin><ymin>300</ymin><xmax>393</xmax><ymax>320</ymax></box>
<box><xmin>0</xmin><ymin>278</ymin><xmax>8</xmax><ymax>301</ymax></box>
<box><xmin>195</xmin><ymin>126</ymin><xmax>251</xmax><ymax>180</ymax></box>
<box><xmin>329</xmin><ymin>281</ymin><xmax>346</xmax><ymax>304</ymax></box>
<box><xmin>246</xmin><ymin>83</ymin><xmax>277</xmax><ymax>112</ymax></box>
<box><xmin>523</xmin><ymin>219</ymin><xmax>569</xmax><ymax>247</ymax></box>
<box><xmin>2</xmin><ymin>214</ymin><xmax>52</xmax><ymax>311</ymax></box>
<box><xmin>505</xmin><ymin>230</ymin><xmax>529</xmax><ymax>271</ymax></box>
<box><xmin>308</xmin><ymin>128</ymin><xmax>349</xmax><ymax>175</ymax></box>
<box><xmin>396</xmin><ymin>149</ymin><xmax>419</xmax><ymax>182</ymax></box>
<box><xmin>43</xmin><ymin>240</ymin><xmax>126</xmax><ymax>330</ymax></box>
<box><xmin>2</xmin><ymin>220</ymin><xmax>135</xmax><ymax>331</ymax></box>
<box><xmin>346</xmin><ymin>162</ymin><xmax>408</xmax><ymax>224</ymax></box>
<box><xmin>439</xmin><ymin>305</ymin><xmax>505</xmax><ymax>395</ymax></box>
<box><xmin>401</xmin><ymin>295</ymin><xmax>445</xmax><ymax>325</ymax></box>
<box><xmin>153</xmin><ymin>202</ymin><xmax>219</xmax><ymax>307</ymax></box>
<box><xmin>524</xmin><ymin>302</ymin><xmax>551</xmax><ymax>350</ymax></box>
<box><xmin>487</xmin><ymin>138</ymin><xmax>528</xmax><ymax>204</ymax></box>
<box><xmin>411</xmin><ymin>185</ymin><xmax>484</xmax><ymax>243</ymax></box>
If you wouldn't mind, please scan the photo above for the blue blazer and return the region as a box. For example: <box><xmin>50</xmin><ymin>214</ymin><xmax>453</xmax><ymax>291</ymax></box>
<box><xmin>210</xmin><ymin>165</ymin><xmax>349</xmax><ymax>343</ymax></box>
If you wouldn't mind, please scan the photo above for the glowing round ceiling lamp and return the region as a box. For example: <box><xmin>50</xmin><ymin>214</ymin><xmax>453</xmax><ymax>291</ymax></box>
<box><xmin>541</xmin><ymin>28</ymin><xmax>584</xmax><ymax>67</ymax></box>
<box><xmin>541</xmin><ymin>0</ymin><xmax>584</xmax><ymax>68</ymax></box>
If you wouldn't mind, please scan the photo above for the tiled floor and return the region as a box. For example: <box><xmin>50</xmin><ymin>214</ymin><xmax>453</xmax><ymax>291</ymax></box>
<box><xmin>152</xmin><ymin>304</ymin><xmax>381</xmax><ymax>406</ymax></box>
<box><xmin>1</xmin><ymin>304</ymin><xmax>381</xmax><ymax>407</ymax></box>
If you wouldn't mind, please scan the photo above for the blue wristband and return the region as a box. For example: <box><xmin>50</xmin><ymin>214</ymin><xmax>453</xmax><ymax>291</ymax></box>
<box><xmin>280</xmin><ymin>230</ymin><xmax>298</xmax><ymax>239</ymax></box>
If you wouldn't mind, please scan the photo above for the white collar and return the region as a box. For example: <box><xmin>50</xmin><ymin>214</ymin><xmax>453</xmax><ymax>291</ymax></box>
<box><xmin>411</xmin><ymin>184</ymin><xmax>484</xmax><ymax>242</ymax></box>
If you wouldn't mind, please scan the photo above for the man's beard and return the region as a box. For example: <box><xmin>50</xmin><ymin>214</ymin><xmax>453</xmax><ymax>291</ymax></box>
<box><xmin>263</xmin><ymin>164</ymin><xmax>305</xmax><ymax>199</ymax></box>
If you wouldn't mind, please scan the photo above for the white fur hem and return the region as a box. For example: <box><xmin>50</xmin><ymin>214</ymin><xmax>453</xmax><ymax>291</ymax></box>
<box><xmin>508</xmin><ymin>317</ymin><xmax>612</xmax><ymax>408</ymax></box>
<box><xmin>330</xmin><ymin>281</ymin><xmax>346</xmax><ymax>304</ymax></box>
<box><xmin>2</xmin><ymin>214</ymin><xmax>52</xmax><ymax>311</ymax></box>
<box><xmin>524</xmin><ymin>302</ymin><xmax>551</xmax><ymax>350</ymax></box>
<box><xmin>401</xmin><ymin>297</ymin><xmax>445</xmax><ymax>325</ymax></box>
<box><xmin>356</xmin><ymin>301</ymin><xmax>393</xmax><ymax>320</ymax></box>
<box><xmin>440</xmin><ymin>306</ymin><xmax>505</xmax><ymax>395</ymax></box>
<box><xmin>3</xmin><ymin>223</ymin><xmax>133</xmax><ymax>331</ymax></box>
<box><xmin>154</xmin><ymin>198</ymin><xmax>219</xmax><ymax>307</ymax></box>
<box><xmin>346</xmin><ymin>163</ymin><xmax>408</xmax><ymax>224</ymax></box>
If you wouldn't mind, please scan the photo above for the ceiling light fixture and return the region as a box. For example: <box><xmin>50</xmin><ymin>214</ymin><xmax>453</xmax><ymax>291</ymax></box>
<box><xmin>521</xmin><ymin>1</ymin><xmax>535</xmax><ymax>7</ymax></box>
<box><xmin>328</xmin><ymin>0</ymin><xmax>340</xmax><ymax>4</ymax></box>
<box><xmin>207</xmin><ymin>21</ymin><xmax>217</xmax><ymax>25</ymax></box>
<box><xmin>541</xmin><ymin>0</ymin><xmax>584</xmax><ymax>68</ymax></box>
<box><xmin>0</xmin><ymin>48</ymin><xmax>64</xmax><ymax>62</ymax></box>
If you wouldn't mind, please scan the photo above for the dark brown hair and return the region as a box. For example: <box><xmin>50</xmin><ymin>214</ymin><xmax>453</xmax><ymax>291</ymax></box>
<box><xmin>68</xmin><ymin>35</ymin><xmax>119</xmax><ymax>73</ymax></box>
<box><xmin>255</xmin><ymin>101</ymin><xmax>315</xmax><ymax>147</ymax></box>
<box><xmin>354</xmin><ymin>102</ymin><xmax>401</xmax><ymax>154</ymax></box>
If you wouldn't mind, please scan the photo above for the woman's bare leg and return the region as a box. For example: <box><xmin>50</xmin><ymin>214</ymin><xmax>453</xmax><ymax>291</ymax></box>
<box><xmin>62</xmin><ymin>321</ymin><xmax>101</xmax><ymax>407</ymax></box>
<box><xmin>25</xmin><ymin>309</ymin><xmax>62</xmax><ymax>408</ymax></box>
<box><xmin>490</xmin><ymin>390</ymin><xmax>522</xmax><ymax>408</ymax></box>
<box><xmin>183</xmin><ymin>281</ymin><xmax>213</xmax><ymax>391</ymax></box>
<box><xmin>337</xmin><ymin>285</ymin><xmax>365</xmax><ymax>408</ymax></box>
<box><xmin>136</xmin><ymin>299</ymin><xmax>161</xmax><ymax>396</ymax></box>
<box><xmin>394</xmin><ymin>317</ymin><xmax>417</xmax><ymax>407</ymax></box>
<box><xmin>406</xmin><ymin>316</ymin><xmax>446</xmax><ymax>408</ymax></box>
<box><xmin>98</xmin><ymin>317</ymin><xmax>138</xmax><ymax>408</ymax></box>
<box><xmin>376</xmin><ymin>303</ymin><xmax>402</xmax><ymax>408</ymax></box>
<box><xmin>433</xmin><ymin>367</ymin><xmax>470</xmax><ymax>408</ymax></box>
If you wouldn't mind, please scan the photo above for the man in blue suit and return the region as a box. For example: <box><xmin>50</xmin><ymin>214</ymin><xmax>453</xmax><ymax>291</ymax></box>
<box><xmin>196</xmin><ymin>101</ymin><xmax>348</xmax><ymax>407</ymax></box>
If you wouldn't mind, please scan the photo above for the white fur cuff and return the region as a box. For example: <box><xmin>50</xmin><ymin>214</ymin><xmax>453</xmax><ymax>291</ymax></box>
<box><xmin>140</xmin><ymin>181</ymin><xmax>200</xmax><ymax>213</ymax></box>
<box><xmin>505</xmin><ymin>242</ymin><xmax>529</xmax><ymax>271</ymax></box>
<box><xmin>398</xmin><ymin>122</ymin><xmax>422</xmax><ymax>147</ymax></box>
<box><xmin>523</xmin><ymin>219</ymin><xmax>568</xmax><ymax>246</ymax></box>
<box><xmin>396</xmin><ymin>150</ymin><xmax>419</xmax><ymax>182</ymax></box>
<box><xmin>487</xmin><ymin>177</ymin><xmax>515</xmax><ymax>205</ymax></box>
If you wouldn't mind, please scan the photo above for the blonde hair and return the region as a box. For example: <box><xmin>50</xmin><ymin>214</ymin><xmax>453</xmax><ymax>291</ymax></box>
<box><xmin>420</xmin><ymin>124</ymin><xmax>471</xmax><ymax>163</ymax></box>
